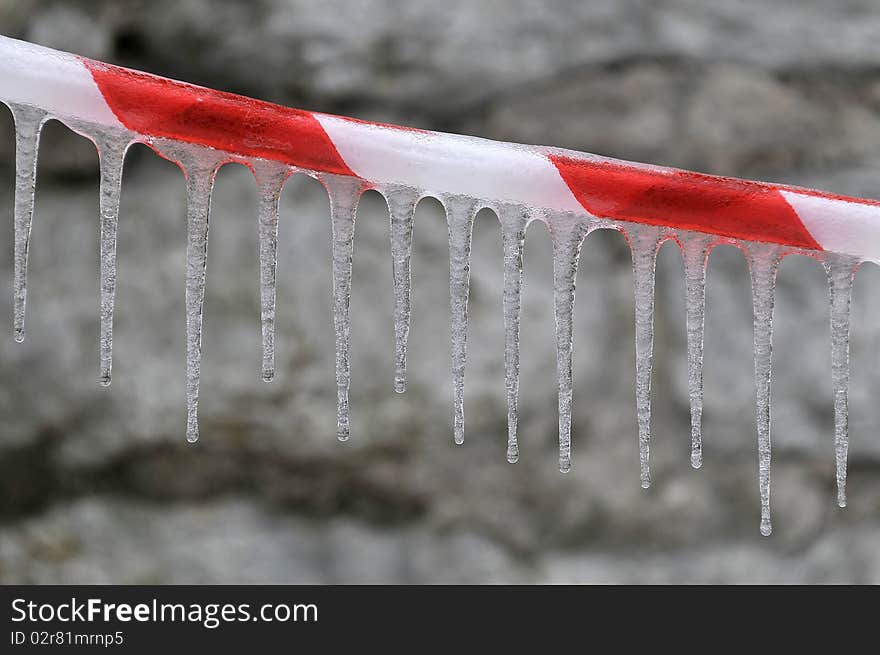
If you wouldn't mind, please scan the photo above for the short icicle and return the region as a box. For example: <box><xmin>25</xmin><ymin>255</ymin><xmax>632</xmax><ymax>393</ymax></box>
<box><xmin>443</xmin><ymin>194</ymin><xmax>479</xmax><ymax>445</ymax></box>
<box><xmin>681</xmin><ymin>234</ymin><xmax>714</xmax><ymax>469</ymax></box>
<box><xmin>182</xmin><ymin>153</ymin><xmax>222</xmax><ymax>444</ymax></box>
<box><xmin>748</xmin><ymin>244</ymin><xmax>781</xmax><ymax>536</ymax></box>
<box><xmin>96</xmin><ymin>133</ymin><xmax>131</xmax><ymax>386</ymax></box>
<box><xmin>9</xmin><ymin>103</ymin><xmax>47</xmax><ymax>343</ymax></box>
<box><xmin>824</xmin><ymin>254</ymin><xmax>858</xmax><ymax>509</ymax></box>
<box><xmin>499</xmin><ymin>204</ymin><xmax>530</xmax><ymax>464</ymax></box>
<box><xmin>548</xmin><ymin>212</ymin><xmax>589</xmax><ymax>474</ymax></box>
<box><xmin>326</xmin><ymin>175</ymin><xmax>364</xmax><ymax>442</ymax></box>
<box><xmin>385</xmin><ymin>186</ymin><xmax>419</xmax><ymax>394</ymax></box>
<box><xmin>253</xmin><ymin>161</ymin><xmax>289</xmax><ymax>383</ymax></box>
<box><xmin>628</xmin><ymin>224</ymin><xmax>663</xmax><ymax>489</ymax></box>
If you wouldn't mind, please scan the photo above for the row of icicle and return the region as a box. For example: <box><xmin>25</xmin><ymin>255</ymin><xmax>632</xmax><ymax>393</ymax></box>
<box><xmin>5</xmin><ymin>102</ymin><xmax>861</xmax><ymax>535</ymax></box>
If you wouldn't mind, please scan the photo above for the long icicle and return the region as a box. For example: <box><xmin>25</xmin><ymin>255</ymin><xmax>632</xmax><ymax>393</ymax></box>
<box><xmin>444</xmin><ymin>194</ymin><xmax>479</xmax><ymax>445</ymax></box>
<box><xmin>326</xmin><ymin>175</ymin><xmax>363</xmax><ymax>442</ymax></box>
<box><xmin>184</xmin><ymin>159</ymin><xmax>219</xmax><ymax>444</ymax></box>
<box><xmin>825</xmin><ymin>254</ymin><xmax>858</xmax><ymax>508</ymax></box>
<box><xmin>681</xmin><ymin>234</ymin><xmax>713</xmax><ymax>469</ymax></box>
<box><xmin>9</xmin><ymin>103</ymin><xmax>47</xmax><ymax>343</ymax></box>
<box><xmin>748</xmin><ymin>244</ymin><xmax>781</xmax><ymax>536</ymax></box>
<box><xmin>386</xmin><ymin>186</ymin><xmax>419</xmax><ymax>394</ymax></box>
<box><xmin>253</xmin><ymin>161</ymin><xmax>289</xmax><ymax>383</ymax></box>
<box><xmin>629</xmin><ymin>224</ymin><xmax>663</xmax><ymax>489</ymax></box>
<box><xmin>548</xmin><ymin>213</ymin><xmax>588</xmax><ymax>473</ymax></box>
<box><xmin>499</xmin><ymin>204</ymin><xmax>530</xmax><ymax>463</ymax></box>
<box><xmin>96</xmin><ymin>134</ymin><xmax>130</xmax><ymax>386</ymax></box>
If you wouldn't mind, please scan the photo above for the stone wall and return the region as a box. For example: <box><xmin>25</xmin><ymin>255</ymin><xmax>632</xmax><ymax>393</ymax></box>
<box><xmin>1</xmin><ymin>0</ymin><xmax>880</xmax><ymax>583</ymax></box>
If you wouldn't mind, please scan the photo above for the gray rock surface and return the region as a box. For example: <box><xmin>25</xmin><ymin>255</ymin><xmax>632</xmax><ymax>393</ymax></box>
<box><xmin>1</xmin><ymin>0</ymin><xmax>880</xmax><ymax>583</ymax></box>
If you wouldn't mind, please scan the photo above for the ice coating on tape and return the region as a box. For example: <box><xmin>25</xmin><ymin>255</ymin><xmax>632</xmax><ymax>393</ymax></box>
<box><xmin>3</xmin><ymin>34</ymin><xmax>880</xmax><ymax>260</ymax></box>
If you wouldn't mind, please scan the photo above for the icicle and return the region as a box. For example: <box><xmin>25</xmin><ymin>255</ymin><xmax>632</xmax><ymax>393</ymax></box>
<box><xmin>548</xmin><ymin>213</ymin><xmax>588</xmax><ymax>473</ymax></box>
<box><xmin>385</xmin><ymin>186</ymin><xmax>419</xmax><ymax>394</ymax></box>
<box><xmin>253</xmin><ymin>161</ymin><xmax>288</xmax><ymax>383</ymax></box>
<box><xmin>326</xmin><ymin>175</ymin><xmax>364</xmax><ymax>442</ymax></box>
<box><xmin>824</xmin><ymin>254</ymin><xmax>858</xmax><ymax>509</ymax></box>
<box><xmin>9</xmin><ymin>103</ymin><xmax>47</xmax><ymax>343</ymax></box>
<box><xmin>681</xmin><ymin>234</ymin><xmax>713</xmax><ymax>469</ymax></box>
<box><xmin>182</xmin><ymin>156</ymin><xmax>221</xmax><ymax>444</ymax></box>
<box><xmin>96</xmin><ymin>134</ymin><xmax>130</xmax><ymax>386</ymax></box>
<box><xmin>499</xmin><ymin>204</ymin><xmax>530</xmax><ymax>463</ymax></box>
<box><xmin>628</xmin><ymin>224</ymin><xmax>663</xmax><ymax>489</ymax></box>
<box><xmin>748</xmin><ymin>244</ymin><xmax>781</xmax><ymax>536</ymax></box>
<box><xmin>443</xmin><ymin>194</ymin><xmax>479</xmax><ymax>445</ymax></box>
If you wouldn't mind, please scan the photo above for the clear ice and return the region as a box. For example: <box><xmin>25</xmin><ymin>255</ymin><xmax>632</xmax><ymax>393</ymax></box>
<box><xmin>4</xmin><ymin>106</ymin><xmax>869</xmax><ymax>535</ymax></box>
<box><xmin>182</xmin><ymin>155</ymin><xmax>222</xmax><ymax>444</ymax></box>
<box><xmin>326</xmin><ymin>175</ymin><xmax>364</xmax><ymax>442</ymax></box>
<box><xmin>681</xmin><ymin>234</ymin><xmax>713</xmax><ymax>469</ymax></box>
<box><xmin>547</xmin><ymin>212</ymin><xmax>588</xmax><ymax>474</ymax></box>
<box><xmin>386</xmin><ymin>186</ymin><xmax>419</xmax><ymax>394</ymax></box>
<box><xmin>748</xmin><ymin>245</ymin><xmax>781</xmax><ymax>537</ymax></box>
<box><xmin>9</xmin><ymin>103</ymin><xmax>46</xmax><ymax>344</ymax></box>
<box><xmin>253</xmin><ymin>161</ymin><xmax>288</xmax><ymax>384</ymax></box>
<box><xmin>499</xmin><ymin>205</ymin><xmax>530</xmax><ymax>464</ymax></box>
<box><xmin>95</xmin><ymin>132</ymin><xmax>131</xmax><ymax>386</ymax></box>
<box><xmin>443</xmin><ymin>194</ymin><xmax>479</xmax><ymax>446</ymax></box>
<box><xmin>825</xmin><ymin>254</ymin><xmax>858</xmax><ymax>508</ymax></box>
<box><xmin>628</xmin><ymin>224</ymin><xmax>663</xmax><ymax>488</ymax></box>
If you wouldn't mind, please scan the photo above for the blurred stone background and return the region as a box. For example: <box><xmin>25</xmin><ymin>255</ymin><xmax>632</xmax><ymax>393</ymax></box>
<box><xmin>1</xmin><ymin>0</ymin><xmax>880</xmax><ymax>583</ymax></box>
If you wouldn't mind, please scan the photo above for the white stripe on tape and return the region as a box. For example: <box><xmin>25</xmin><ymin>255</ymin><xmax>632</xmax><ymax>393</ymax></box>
<box><xmin>316</xmin><ymin>114</ymin><xmax>583</xmax><ymax>213</ymax></box>
<box><xmin>780</xmin><ymin>190</ymin><xmax>880</xmax><ymax>263</ymax></box>
<box><xmin>0</xmin><ymin>37</ymin><xmax>121</xmax><ymax>128</ymax></box>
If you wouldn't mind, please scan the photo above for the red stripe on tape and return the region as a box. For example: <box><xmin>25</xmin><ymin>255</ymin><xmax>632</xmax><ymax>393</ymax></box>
<box><xmin>551</xmin><ymin>155</ymin><xmax>822</xmax><ymax>249</ymax></box>
<box><xmin>82</xmin><ymin>59</ymin><xmax>354</xmax><ymax>176</ymax></box>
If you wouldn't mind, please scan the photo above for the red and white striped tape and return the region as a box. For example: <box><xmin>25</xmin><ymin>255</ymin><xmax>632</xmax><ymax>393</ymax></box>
<box><xmin>2</xmin><ymin>34</ymin><xmax>880</xmax><ymax>262</ymax></box>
